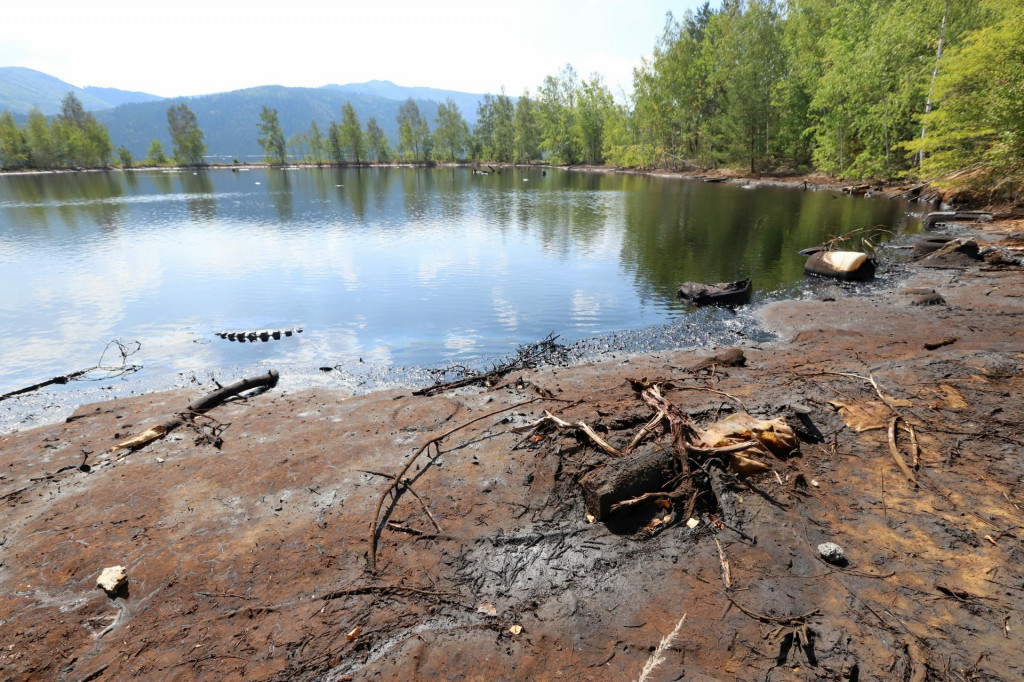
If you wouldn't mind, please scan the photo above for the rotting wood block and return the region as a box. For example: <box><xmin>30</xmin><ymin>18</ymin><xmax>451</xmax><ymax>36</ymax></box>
<box><xmin>579</xmin><ymin>443</ymin><xmax>681</xmax><ymax>520</ymax></box>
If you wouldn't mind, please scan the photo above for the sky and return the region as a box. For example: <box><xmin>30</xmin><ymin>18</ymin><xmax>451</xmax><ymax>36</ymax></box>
<box><xmin>0</xmin><ymin>0</ymin><xmax>708</xmax><ymax>99</ymax></box>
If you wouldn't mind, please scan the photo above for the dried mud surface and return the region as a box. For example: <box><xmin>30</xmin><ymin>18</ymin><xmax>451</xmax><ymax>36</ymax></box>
<box><xmin>2</xmin><ymin>223</ymin><xmax>1024</xmax><ymax>681</ymax></box>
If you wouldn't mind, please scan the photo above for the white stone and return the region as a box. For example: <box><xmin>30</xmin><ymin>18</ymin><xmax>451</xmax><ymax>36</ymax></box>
<box><xmin>96</xmin><ymin>565</ymin><xmax>127</xmax><ymax>593</ymax></box>
<box><xmin>817</xmin><ymin>542</ymin><xmax>846</xmax><ymax>565</ymax></box>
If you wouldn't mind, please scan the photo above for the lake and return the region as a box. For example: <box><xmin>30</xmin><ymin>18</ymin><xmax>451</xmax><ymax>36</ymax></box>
<box><xmin>0</xmin><ymin>167</ymin><xmax>918</xmax><ymax>428</ymax></box>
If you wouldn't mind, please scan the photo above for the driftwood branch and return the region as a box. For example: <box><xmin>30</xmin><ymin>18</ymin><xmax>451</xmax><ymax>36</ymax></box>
<box><xmin>887</xmin><ymin>416</ymin><xmax>918</xmax><ymax>487</ymax></box>
<box><xmin>109</xmin><ymin>370</ymin><xmax>280</xmax><ymax>452</ymax></box>
<box><xmin>369</xmin><ymin>397</ymin><xmax>549</xmax><ymax>572</ymax></box>
<box><xmin>413</xmin><ymin>333</ymin><xmax>570</xmax><ymax>396</ymax></box>
<box><xmin>0</xmin><ymin>340</ymin><xmax>142</xmax><ymax>403</ymax></box>
<box><xmin>512</xmin><ymin>411</ymin><xmax>623</xmax><ymax>457</ymax></box>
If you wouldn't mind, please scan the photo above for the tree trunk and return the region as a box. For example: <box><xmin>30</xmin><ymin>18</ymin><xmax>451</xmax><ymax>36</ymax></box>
<box><xmin>919</xmin><ymin>4</ymin><xmax>949</xmax><ymax>168</ymax></box>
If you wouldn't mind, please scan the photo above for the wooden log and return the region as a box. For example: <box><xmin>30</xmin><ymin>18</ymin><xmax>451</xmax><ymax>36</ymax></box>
<box><xmin>685</xmin><ymin>348</ymin><xmax>746</xmax><ymax>373</ymax></box>
<box><xmin>579</xmin><ymin>443</ymin><xmax>682</xmax><ymax>520</ymax></box>
<box><xmin>110</xmin><ymin>370</ymin><xmax>279</xmax><ymax>452</ymax></box>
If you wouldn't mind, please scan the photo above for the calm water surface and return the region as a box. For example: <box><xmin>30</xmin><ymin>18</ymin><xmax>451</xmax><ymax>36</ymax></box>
<box><xmin>0</xmin><ymin>167</ymin><xmax>918</xmax><ymax>419</ymax></box>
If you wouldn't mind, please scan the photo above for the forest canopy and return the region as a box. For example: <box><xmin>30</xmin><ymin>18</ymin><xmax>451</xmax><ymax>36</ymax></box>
<box><xmin>0</xmin><ymin>0</ymin><xmax>1021</xmax><ymax>197</ymax></box>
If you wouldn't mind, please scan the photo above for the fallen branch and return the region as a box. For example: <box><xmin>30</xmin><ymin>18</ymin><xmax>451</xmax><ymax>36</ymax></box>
<box><xmin>109</xmin><ymin>370</ymin><xmax>279</xmax><ymax>452</ymax></box>
<box><xmin>1</xmin><ymin>340</ymin><xmax>141</xmax><ymax>403</ymax></box>
<box><xmin>724</xmin><ymin>593</ymin><xmax>819</xmax><ymax>626</ymax></box>
<box><xmin>887</xmin><ymin>416</ymin><xmax>918</xmax><ymax>487</ymax></box>
<box><xmin>413</xmin><ymin>333</ymin><xmax>570</xmax><ymax>396</ymax></box>
<box><xmin>715</xmin><ymin>537</ymin><xmax>732</xmax><ymax>588</ymax></box>
<box><xmin>512</xmin><ymin>410</ymin><xmax>623</xmax><ymax>457</ymax></box>
<box><xmin>608</xmin><ymin>487</ymin><xmax>691</xmax><ymax>515</ymax></box>
<box><xmin>358</xmin><ymin>470</ymin><xmax>443</xmax><ymax>533</ymax></box>
<box><xmin>369</xmin><ymin>397</ymin><xmax>549</xmax><ymax>572</ymax></box>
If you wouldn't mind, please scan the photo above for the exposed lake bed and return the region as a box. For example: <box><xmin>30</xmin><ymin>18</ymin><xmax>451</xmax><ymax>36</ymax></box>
<box><xmin>3</xmin><ymin>167</ymin><xmax>1023</xmax><ymax>681</ymax></box>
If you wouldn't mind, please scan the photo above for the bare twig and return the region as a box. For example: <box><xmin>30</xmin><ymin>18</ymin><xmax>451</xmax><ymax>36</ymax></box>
<box><xmin>369</xmin><ymin>398</ymin><xmax>548</xmax><ymax>572</ymax></box>
<box><xmin>724</xmin><ymin>594</ymin><xmax>819</xmax><ymax>626</ymax></box>
<box><xmin>887</xmin><ymin>416</ymin><xmax>919</xmax><ymax>487</ymax></box>
<box><xmin>413</xmin><ymin>333</ymin><xmax>570</xmax><ymax>396</ymax></box>
<box><xmin>358</xmin><ymin>470</ymin><xmax>443</xmax><ymax>533</ymax></box>
<box><xmin>512</xmin><ymin>411</ymin><xmax>623</xmax><ymax>457</ymax></box>
<box><xmin>1</xmin><ymin>339</ymin><xmax>141</xmax><ymax>403</ymax></box>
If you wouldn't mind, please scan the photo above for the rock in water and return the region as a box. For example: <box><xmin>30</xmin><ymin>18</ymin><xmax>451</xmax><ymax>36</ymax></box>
<box><xmin>96</xmin><ymin>565</ymin><xmax>128</xmax><ymax>594</ymax></box>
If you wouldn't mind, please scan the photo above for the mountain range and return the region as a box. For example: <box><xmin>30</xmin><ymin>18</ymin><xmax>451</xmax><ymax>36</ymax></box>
<box><xmin>0</xmin><ymin>67</ymin><xmax>492</xmax><ymax>159</ymax></box>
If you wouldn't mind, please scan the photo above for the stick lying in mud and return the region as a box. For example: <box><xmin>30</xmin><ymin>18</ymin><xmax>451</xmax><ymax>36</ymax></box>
<box><xmin>0</xmin><ymin>340</ymin><xmax>141</xmax><ymax>403</ymax></box>
<box><xmin>887</xmin><ymin>416</ymin><xmax>919</xmax><ymax>487</ymax></box>
<box><xmin>109</xmin><ymin>370</ymin><xmax>280</xmax><ymax>453</ymax></box>
<box><xmin>369</xmin><ymin>397</ymin><xmax>556</xmax><ymax>572</ymax></box>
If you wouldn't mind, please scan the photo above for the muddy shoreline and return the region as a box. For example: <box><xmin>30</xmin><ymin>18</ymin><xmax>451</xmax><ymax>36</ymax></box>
<box><xmin>3</xmin><ymin>196</ymin><xmax>1024</xmax><ymax>680</ymax></box>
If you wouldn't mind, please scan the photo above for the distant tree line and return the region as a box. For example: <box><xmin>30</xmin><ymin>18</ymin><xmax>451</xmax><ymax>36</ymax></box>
<box><xmin>0</xmin><ymin>93</ymin><xmax>113</xmax><ymax>169</ymax></box>
<box><xmin>1</xmin><ymin>0</ymin><xmax>1020</xmax><ymax>195</ymax></box>
<box><xmin>0</xmin><ymin>93</ymin><xmax>209</xmax><ymax>169</ymax></box>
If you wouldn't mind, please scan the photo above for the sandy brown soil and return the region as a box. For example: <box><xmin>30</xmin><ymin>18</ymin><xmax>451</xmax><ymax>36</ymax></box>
<box><xmin>2</xmin><ymin>221</ymin><xmax>1024</xmax><ymax>681</ymax></box>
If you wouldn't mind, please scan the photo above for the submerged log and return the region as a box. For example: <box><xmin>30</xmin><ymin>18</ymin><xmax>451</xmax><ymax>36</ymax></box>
<box><xmin>217</xmin><ymin>327</ymin><xmax>301</xmax><ymax>343</ymax></box>
<box><xmin>922</xmin><ymin>211</ymin><xmax>998</xmax><ymax>229</ymax></box>
<box><xmin>677</xmin><ymin>278</ymin><xmax>753</xmax><ymax>307</ymax></box>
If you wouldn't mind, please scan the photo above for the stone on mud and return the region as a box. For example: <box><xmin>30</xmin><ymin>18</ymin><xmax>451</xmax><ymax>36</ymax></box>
<box><xmin>96</xmin><ymin>565</ymin><xmax>127</xmax><ymax>594</ymax></box>
<box><xmin>817</xmin><ymin>542</ymin><xmax>846</xmax><ymax>565</ymax></box>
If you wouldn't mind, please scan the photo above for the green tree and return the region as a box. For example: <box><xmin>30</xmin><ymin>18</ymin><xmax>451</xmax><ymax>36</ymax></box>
<box><xmin>906</xmin><ymin>1</ymin><xmax>1024</xmax><ymax>191</ymax></box>
<box><xmin>257</xmin><ymin>106</ymin><xmax>287</xmax><ymax>165</ymax></box>
<box><xmin>307</xmin><ymin>120</ymin><xmax>325</xmax><ymax>165</ymax></box>
<box><xmin>537</xmin><ymin>65</ymin><xmax>582</xmax><ymax>164</ymax></box>
<box><xmin>288</xmin><ymin>131</ymin><xmax>307</xmax><ymax>162</ymax></box>
<box><xmin>26</xmin><ymin>108</ymin><xmax>57</xmax><ymax>168</ymax></box>
<box><xmin>433</xmin><ymin>97</ymin><xmax>469</xmax><ymax>161</ymax></box>
<box><xmin>146</xmin><ymin>138</ymin><xmax>168</xmax><ymax>165</ymax></box>
<box><xmin>396</xmin><ymin>98</ymin><xmax>426</xmax><ymax>160</ymax></box>
<box><xmin>59</xmin><ymin>92</ymin><xmax>90</xmax><ymax>130</ymax></box>
<box><xmin>574</xmin><ymin>75</ymin><xmax>614</xmax><ymax>164</ymax></box>
<box><xmin>474</xmin><ymin>91</ymin><xmax>515</xmax><ymax>161</ymax></box>
<box><xmin>365</xmin><ymin>117</ymin><xmax>392</xmax><ymax>162</ymax></box>
<box><xmin>339</xmin><ymin>102</ymin><xmax>365</xmax><ymax>163</ymax></box>
<box><xmin>417</xmin><ymin>118</ymin><xmax>433</xmax><ymax>160</ymax></box>
<box><xmin>713</xmin><ymin>0</ymin><xmax>787</xmax><ymax>173</ymax></box>
<box><xmin>117</xmin><ymin>145</ymin><xmax>133</xmax><ymax>168</ymax></box>
<box><xmin>327</xmin><ymin>123</ymin><xmax>344</xmax><ymax>164</ymax></box>
<box><xmin>49</xmin><ymin>92</ymin><xmax>112</xmax><ymax>167</ymax></box>
<box><xmin>166</xmin><ymin>103</ymin><xmax>206</xmax><ymax>166</ymax></box>
<box><xmin>513</xmin><ymin>92</ymin><xmax>541</xmax><ymax>162</ymax></box>
<box><xmin>0</xmin><ymin>111</ymin><xmax>28</xmax><ymax>169</ymax></box>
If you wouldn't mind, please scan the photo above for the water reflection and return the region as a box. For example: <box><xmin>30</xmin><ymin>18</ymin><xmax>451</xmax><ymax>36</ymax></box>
<box><xmin>179</xmin><ymin>171</ymin><xmax>216</xmax><ymax>222</ymax></box>
<box><xmin>0</xmin><ymin>167</ymin><xmax>920</xmax><ymax>397</ymax></box>
<box><xmin>266</xmin><ymin>169</ymin><xmax>292</xmax><ymax>222</ymax></box>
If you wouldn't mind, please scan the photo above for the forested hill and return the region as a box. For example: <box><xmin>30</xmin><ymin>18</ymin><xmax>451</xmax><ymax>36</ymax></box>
<box><xmin>94</xmin><ymin>86</ymin><xmax>444</xmax><ymax>160</ymax></box>
<box><xmin>323</xmin><ymin>80</ymin><xmax>490</xmax><ymax>126</ymax></box>
<box><xmin>0</xmin><ymin>67</ymin><xmax>161</xmax><ymax>115</ymax></box>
